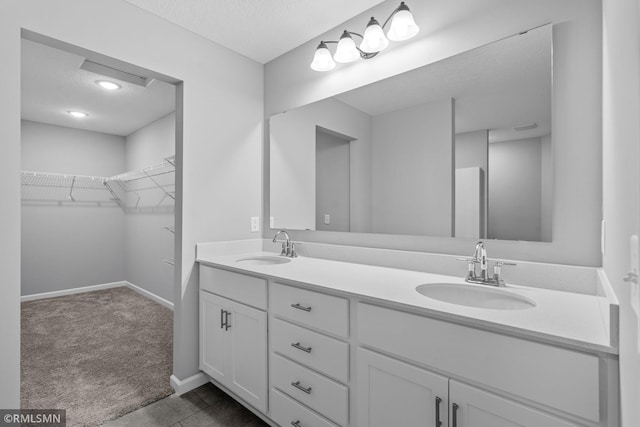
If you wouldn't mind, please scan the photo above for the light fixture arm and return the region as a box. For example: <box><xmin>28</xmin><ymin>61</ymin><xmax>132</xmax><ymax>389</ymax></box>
<box><xmin>321</xmin><ymin>32</ymin><xmax>380</xmax><ymax>60</ymax></box>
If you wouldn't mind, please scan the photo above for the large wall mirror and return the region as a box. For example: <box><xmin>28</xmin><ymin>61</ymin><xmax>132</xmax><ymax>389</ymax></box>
<box><xmin>270</xmin><ymin>24</ymin><xmax>552</xmax><ymax>242</ymax></box>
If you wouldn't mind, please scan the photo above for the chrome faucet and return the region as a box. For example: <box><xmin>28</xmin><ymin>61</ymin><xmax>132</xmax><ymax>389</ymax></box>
<box><xmin>458</xmin><ymin>241</ymin><xmax>516</xmax><ymax>287</ymax></box>
<box><xmin>272</xmin><ymin>230</ymin><xmax>297</xmax><ymax>258</ymax></box>
<box><xmin>472</xmin><ymin>241</ymin><xmax>489</xmax><ymax>281</ymax></box>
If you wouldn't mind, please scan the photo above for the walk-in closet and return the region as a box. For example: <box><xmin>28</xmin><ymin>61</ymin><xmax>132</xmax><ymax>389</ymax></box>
<box><xmin>20</xmin><ymin>35</ymin><xmax>179</xmax><ymax>425</ymax></box>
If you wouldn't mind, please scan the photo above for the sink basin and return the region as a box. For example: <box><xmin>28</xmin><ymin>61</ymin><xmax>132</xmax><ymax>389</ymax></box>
<box><xmin>235</xmin><ymin>255</ymin><xmax>292</xmax><ymax>266</ymax></box>
<box><xmin>415</xmin><ymin>283</ymin><xmax>535</xmax><ymax>310</ymax></box>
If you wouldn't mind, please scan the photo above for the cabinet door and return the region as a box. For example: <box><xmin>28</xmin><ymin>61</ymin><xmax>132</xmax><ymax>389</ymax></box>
<box><xmin>449</xmin><ymin>380</ymin><xmax>581</xmax><ymax>427</ymax></box>
<box><xmin>227</xmin><ymin>298</ymin><xmax>268</xmax><ymax>412</ymax></box>
<box><xmin>200</xmin><ymin>291</ymin><xmax>228</xmax><ymax>383</ymax></box>
<box><xmin>357</xmin><ymin>348</ymin><xmax>448</xmax><ymax>427</ymax></box>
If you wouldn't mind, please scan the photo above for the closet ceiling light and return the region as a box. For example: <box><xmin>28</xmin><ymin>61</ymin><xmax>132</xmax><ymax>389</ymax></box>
<box><xmin>68</xmin><ymin>111</ymin><xmax>88</xmax><ymax>118</ymax></box>
<box><xmin>310</xmin><ymin>1</ymin><xmax>420</xmax><ymax>72</ymax></box>
<box><xmin>96</xmin><ymin>80</ymin><xmax>121</xmax><ymax>90</ymax></box>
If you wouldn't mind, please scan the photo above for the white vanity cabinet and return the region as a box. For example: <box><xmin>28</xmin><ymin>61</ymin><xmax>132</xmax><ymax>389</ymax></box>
<box><xmin>199</xmin><ymin>266</ymin><xmax>268</xmax><ymax>412</ymax></box>
<box><xmin>449</xmin><ymin>380</ymin><xmax>580</xmax><ymax>427</ymax></box>
<box><xmin>269</xmin><ymin>283</ymin><xmax>350</xmax><ymax>427</ymax></box>
<box><xmin>357</xmin><ymin>302</ymin><xmax>609</xmax><ymax>427</ymax></box>
<box><xmin>197</xmin><ymin>257</ymin><xmax>617</xmax><ymax>427</ymax></box>
<box><xmin>357</xmin><ymin>348</ymin><xmax>449</xmax><ymax>427</ymax></box>
<box><xmin>357</xmin><ymin>347</ymin><xmax>580</xmax><ymax>427</ymax></box>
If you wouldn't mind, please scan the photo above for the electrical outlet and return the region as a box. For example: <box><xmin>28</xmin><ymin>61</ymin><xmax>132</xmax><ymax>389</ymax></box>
<box><xmin>251</xmin><ymin>216</ymin><xmax>260</xmax><ymax>233</ymax></box>
<box><xmin>324</xmin><ymin>214</ymin><xmax>331</xmax><ymax>225</ymax></box>
<box><xmin>270</xmin><ymin>216</ymin><xmax>275</xmax><ymax>229</ymax></box>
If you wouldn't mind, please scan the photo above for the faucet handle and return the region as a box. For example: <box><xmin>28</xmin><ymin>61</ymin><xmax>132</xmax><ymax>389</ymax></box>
<box><xmin>492</xmin><ymin>260</ymin><xmax>517</xmax><ymax>267</ymax></box>
<box><xmin>491</xmin><ymin>260</ymin><xmax>516</xmax><ymax>286</ymax></box>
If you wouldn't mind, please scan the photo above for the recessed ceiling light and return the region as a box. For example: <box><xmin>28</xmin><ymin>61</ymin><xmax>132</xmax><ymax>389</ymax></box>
<box><xmin>68</xmin><ymin>111</ymin><xmax>88</xmax><ymax>118</ymax></box>
<box><xmin>96</xmin><ymin>80</ymin><xmax>121</xmax><ymax>90</ymax></box>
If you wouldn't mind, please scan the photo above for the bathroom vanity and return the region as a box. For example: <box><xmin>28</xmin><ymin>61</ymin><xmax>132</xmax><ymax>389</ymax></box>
<box><xmin>196</xmin><ymin>249</ymin><xmax>618</xmax><ymax>427</ymax></box>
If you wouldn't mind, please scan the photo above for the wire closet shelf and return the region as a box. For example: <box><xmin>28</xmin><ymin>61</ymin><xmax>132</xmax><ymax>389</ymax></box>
<box><xmin>21</xmin><ymin>155</ymin><xmax>176</xmax><ymax>211</ymax></box>
<box><xmin>20</xmin><ymin>171</ymin><xmax>113</xmax><ymax>206</ymax></box>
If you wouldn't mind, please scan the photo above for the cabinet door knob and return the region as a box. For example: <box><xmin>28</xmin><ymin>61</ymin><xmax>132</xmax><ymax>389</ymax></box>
<box><xmin>291</xmin><ymin>303</ymin><xmax>312</xmax><ymax>312</ymax></box>
<box><xmin>291</xmin><ymin>380</ymin><xmax>312</xmax><ymax>394</ymax></box>
<box><xmin>435</xmin><ymin>396</ymin><xmax>442</xmax><ymax>427</ymax></box>
<box><xmin>291</xmin><ymin>342</ymin><xmax>312</xmax><ymax>353</ymax></box>
<box><xmin>452</xmin><ymin>403</ymin><xmax>459</xmax><ymax>427</ymax></box>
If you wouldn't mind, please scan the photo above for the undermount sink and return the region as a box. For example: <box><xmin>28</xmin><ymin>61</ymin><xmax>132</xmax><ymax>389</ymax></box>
<box><xmin>416</xmin><ymin>283</ymin><xmax>536</xmax><ymax>310</ymax></box>
<box><xmin>235</xmin><ymin>255</ymin><xmax>292</xmax><ymax>266</ymax></box>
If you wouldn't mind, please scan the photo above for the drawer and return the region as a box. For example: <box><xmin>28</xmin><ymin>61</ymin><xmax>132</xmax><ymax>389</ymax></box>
<box><xmin>357</xmin><ymin>303</ymin><xmax>600</xmax><ymax>423</ymax></box>
<box><xmin>270</xmin><ymin>388</ymin><xmax>338</xmax><ymax>427</ymax></box>
<box><xmin>200</xmin><ymin>265</ymin><xmax>267</xmax><ymax>310</ymax></box>
<box><xmin>271</xmin><ymin>353</ymin><xmax>349</xmax><ymax>426</ymax></box>
<box><xmin>271</xmin><ymin>317</ymin><xmax>349</xmax><ymax>382</ymax></box>
<box><xmin>271</xmin><ymin>282</ymin><xmax>349</xmax><ymax>337</ymax></box>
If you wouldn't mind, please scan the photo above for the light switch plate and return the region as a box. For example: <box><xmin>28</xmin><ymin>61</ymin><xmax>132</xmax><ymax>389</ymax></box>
<box><xmin>270</xmin><ymin>216</ymin><xmax>275</xmax><ymax>229</ymax></box>
<box><xmin>251</xmin><ymin>216</ymin><xmax>260</xmax><ymax>233</ymax></box>
<box><xmin>324</xmin><ymin>214</ymin><xmax>331</xmax><ymax>225</ymax></box>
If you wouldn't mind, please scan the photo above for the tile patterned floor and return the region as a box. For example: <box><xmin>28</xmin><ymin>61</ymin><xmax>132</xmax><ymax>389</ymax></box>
<box><xmin>102</xmin><ymin>383</ymin><xmax>271</xmax><ymax>427</ymax></box>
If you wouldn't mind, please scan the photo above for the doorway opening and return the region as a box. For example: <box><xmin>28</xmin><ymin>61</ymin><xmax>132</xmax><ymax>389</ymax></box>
<box><xmin>20</xmin><ymin>30</ymin><xmax>182</xmax><ymax>425</ymax></box>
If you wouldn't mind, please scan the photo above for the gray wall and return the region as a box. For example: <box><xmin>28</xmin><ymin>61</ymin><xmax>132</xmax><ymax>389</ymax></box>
<box><xmin>264</xmin><ymin>0</ymin><xmax>602</xmax><ymax>268</ymax></box>
<box><xmin>315</xmin><ymin>129</ymin><xmax>350</xmax><ymax>232</ymax></box>
<box><xmin>488</xmin><ymin>137</ymin><xmax>542</xmax><ymax>241</ymax></box>
<box><xmin>372</xmin><ymin>99</ymin><xmax>453</xmax><ymax>236</ymax></box>
<box><xmin>20</xmin><ymin>120</ymin><xmax>126</xmax><ymax>296</ymax></box>
<box><xmin>270</xmin><ymin>97</ymin><xmax>373</xmax><ymax>232</ymax></box>
<box><xmin>0</xmin><ymin>0</ymin><xmax>264</xmax><ymax>406</ymax></box>
<box><xmin>125</xmin><ymin>113</ymin><xmax>175</xmax><ymax>303</ymax></box>
<box><xmin>602</xmin><ymin>0</ymin><xmax>640</xmax><ymax>424</ymax></box>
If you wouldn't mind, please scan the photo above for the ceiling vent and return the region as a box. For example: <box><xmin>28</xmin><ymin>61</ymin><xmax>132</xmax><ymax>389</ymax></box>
<box><xmin>80</xmin><ymin>59</ymin><xmax>150</xmax><ymax>87</ymax></box>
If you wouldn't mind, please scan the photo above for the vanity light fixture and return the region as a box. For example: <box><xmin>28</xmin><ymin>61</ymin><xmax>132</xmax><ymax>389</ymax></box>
<box><xmin>67</xmin><ymin>111</ymin><xmax>88</xmax><ymax>118</ymax></box>
<box><xmin>96</xmin><ymin>80</ymin><xmax>121</xmax><ymax>90</ymax></box>
<box><xmin>310</xmin><ymin>1</ymin><xmax>420</xmax><ymax>72</ymax></box>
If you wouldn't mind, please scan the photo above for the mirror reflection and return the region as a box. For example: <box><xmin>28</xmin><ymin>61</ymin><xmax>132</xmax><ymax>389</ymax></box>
<box><xmin>270</xmin><ymin>25</ymin><xmax>552</xmax><ymax>242</ymax></box>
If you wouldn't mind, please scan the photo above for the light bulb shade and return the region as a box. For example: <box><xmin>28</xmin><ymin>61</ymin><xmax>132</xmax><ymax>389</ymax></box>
<box><xmin>387</xmin><ymin>4</ymin><xmax>420</xmax><ymax>41</ymax></box>
<box><xmin>359</xmin><ymin>17</ymin><xmax>389</xmax><ymax>53</ymax></box>
<box><xmin>334</xmin><ymin>31</ymin><xmax>359</xmax><ymax>63</ymax></box>
<box><xmin>310</xmin><ymin>42</ymin><xmax>336</xmax><ymax>71</ymax></box>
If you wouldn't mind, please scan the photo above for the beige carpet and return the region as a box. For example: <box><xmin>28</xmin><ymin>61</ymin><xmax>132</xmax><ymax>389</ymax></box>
<box><xmin>21</xmin><ymin>287</ymin><xmax>174</xmax><ymax>426</ymax></box>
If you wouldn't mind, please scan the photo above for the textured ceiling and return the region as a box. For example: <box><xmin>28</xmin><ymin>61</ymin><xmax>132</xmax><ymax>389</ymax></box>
<box><xmin>335</xmin><ymin>25</ymin><xmax>552</xmax><ymax>142</ymax></box>
<box><xmin>21</xmin><ymin>39</ymin><xmax>175</xmax><ymax>136</ymax></box>
<box><xmin>123</xmin><ymin>0</ymin><xmax>386</xmax><ymax>63</ymax></box>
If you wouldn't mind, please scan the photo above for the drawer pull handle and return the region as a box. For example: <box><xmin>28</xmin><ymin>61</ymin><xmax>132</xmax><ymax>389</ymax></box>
<box><xmin>452</xmin><ymin>403</ymin><xmax>459</xmax><ymax>427</ymax></box>
<box><xmin>291</xmin><ymin>342</ymin><xmax>312</xmax><ymax>353</ymax></box>
<box><xmin>291</xmin><ymin>421</ymin><xmax>302</xmax><ymax>427</ymax></box>
<box><xmin>291</xmin><ymin>381</ymin><xmax>312</xmax><ymax>394</ymax></box>
<box><xmin>291</xmin><ymin>303</ymin><xmax>312</xmax><ymax>312</ymax></box>
<box><xmin>220</xmin><ymin>308</ymin><xmax>225</xmax><ymax>329</ymax></box>
<box><xmin>435</xmin><ymin>396</ymin><xmax>442</xmax><ymax>427</ymax></box>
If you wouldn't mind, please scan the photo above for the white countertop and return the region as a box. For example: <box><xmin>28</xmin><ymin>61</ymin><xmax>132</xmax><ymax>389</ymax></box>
<box><xmin>197</xmin><ymin>251</ymin><xmax>617</xmax><ymax>355</ymax></box>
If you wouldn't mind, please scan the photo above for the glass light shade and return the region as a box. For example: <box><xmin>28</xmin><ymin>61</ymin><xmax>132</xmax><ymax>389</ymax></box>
<box><xmin>387</xmin><ymin>7</ymin><xmax>420</xmax><ymax>41</ymax></box>
<box><xmin>359</xmin><ymin>18</ymin><xmax>389</xmax><ymax>53</ymax></box>
<box><xmin>334</xmin><ymin>32</ymin><xmax>359</xmax><ymax>63</ymax></box>
<box><xmin>310</xmin><ymin>42</ymin><xmax>336</xmax><ymax>71</ymax></box>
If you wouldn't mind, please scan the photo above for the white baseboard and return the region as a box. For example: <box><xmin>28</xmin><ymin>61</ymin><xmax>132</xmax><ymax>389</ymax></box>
<box><xmin>21</xmin><ymin>281</ymin><xmax>174</xmax><ymax>311</ymax></box>
<box><xmin>170</xmin><ymin>373</ymin><xmax>210</xmax><ymax>395</ymax></box>
<box><xmin>124</xmin><ymin>281</ymin><xmax>174</xmax><ymax>310</ymax></box>
<box><xmin>21</xmin><ymin>281</ymin><xmax>126</xmax><ymax>302</ymax></box>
